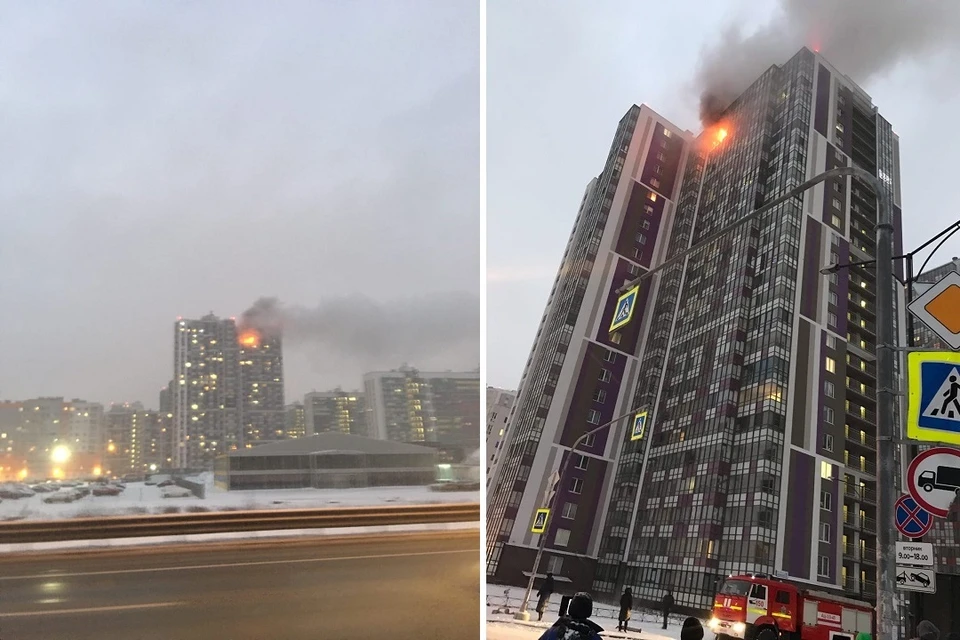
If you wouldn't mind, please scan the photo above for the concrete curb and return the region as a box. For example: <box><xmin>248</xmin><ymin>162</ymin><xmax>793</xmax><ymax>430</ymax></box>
<box><xmin>0</xmin><ymin>520</ymin><xmax>479</xmax><ymax>554</ymax></box>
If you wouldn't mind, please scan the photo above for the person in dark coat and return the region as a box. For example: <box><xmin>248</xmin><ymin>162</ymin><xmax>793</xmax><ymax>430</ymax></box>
<box><xmin>681</xmin><ymin>617</ymin><xmax>704</xmax><ymax>640</ymax></box>
<box><xmin>537</xmin><ymin>592</ymin><xmax>603</xmax><ymax>640</ymax></box>
<box><xmin>536</xmin><ymin>573</ymin><xmax>556</xmax><ymax>622</ymax></box>
<box><xmin>617</xmin><ymin>587</ymin><xmax>633</xmax><ymax>632</ymax></box>
<box><xmin>661</xmin><ymin>589</ymin><xmax>674</xmax><ymax>630</ymax></box>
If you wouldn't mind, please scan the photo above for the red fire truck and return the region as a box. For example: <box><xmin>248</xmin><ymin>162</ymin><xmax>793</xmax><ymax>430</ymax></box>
<box><xmin>708</xmin><ymin>573</ymin><xmax>874</xmax><ymax>640</ymax></box>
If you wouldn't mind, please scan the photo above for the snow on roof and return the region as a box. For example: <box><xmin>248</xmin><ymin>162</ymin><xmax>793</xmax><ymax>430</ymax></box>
<box><xmin>227</xmin><ymin>432</ymin><xmax>438</xmax><ymax>457</ymax></box>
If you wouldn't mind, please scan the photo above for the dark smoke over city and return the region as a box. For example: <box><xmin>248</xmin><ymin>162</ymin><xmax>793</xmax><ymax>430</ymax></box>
<box><xmin>240</xmin><ymin>292</ymin><xmax>480</xmax><ymax>368</ymax></box>
<box><xmin>695</xmin><ymin>0</ymin><xmax>960</xmax><ymax>125</ymax></box>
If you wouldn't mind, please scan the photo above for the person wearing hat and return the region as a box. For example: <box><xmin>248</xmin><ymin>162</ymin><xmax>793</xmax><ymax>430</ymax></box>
<box><xmin>537</xmin><ymin>592</ymin><xmax>603</xmax><ymax>640</ymax></box>
<box><xmin>681</xmin><ymin>617</ymin><xmax>705</xmax><ymax>640</ymax></box>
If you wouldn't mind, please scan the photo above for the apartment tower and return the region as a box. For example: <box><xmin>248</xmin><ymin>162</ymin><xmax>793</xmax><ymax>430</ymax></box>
<box><xmin>488</xmin><ymin>48</ymin><xmax>904</xmax><ymax>611</ymax></box>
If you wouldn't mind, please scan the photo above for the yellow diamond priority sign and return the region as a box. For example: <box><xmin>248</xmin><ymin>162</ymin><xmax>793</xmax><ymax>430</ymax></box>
<box><xmin>908</xmin><ymin>271</ymin><xmax>960</xmax><ymax>350</ymax></box>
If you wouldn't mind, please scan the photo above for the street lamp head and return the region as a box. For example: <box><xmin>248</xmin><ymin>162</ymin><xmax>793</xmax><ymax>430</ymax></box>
<box><xmin>50</xmin><ymin>445</ymin><xmax>71</xmax><ymax>465</ymax></box>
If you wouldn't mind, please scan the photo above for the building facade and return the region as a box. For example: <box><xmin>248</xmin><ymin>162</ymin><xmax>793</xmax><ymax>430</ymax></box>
<box><xmin>487</xmin><ymin>47</ymin><xmax>904</xmax><ymax>611</ymax></box>
<box><xmin>364</xmin><ymin>367</ymin><xmax>480</xmax><ymax>447</ymax></box>
<box><xmin>238</xmin><ymin>330</ymin><xmax>285</xmax><ymax>447</ymax></box>
<box><xmin>486</xmin><ymin>103</ymin><xmax>693</xmax><ymax>587</ymax></box>
<box><xmin>485</xmin><ymin>386</ymin><xmax>515</xmax><ymax>484</ymax></box>
<box><xmin>69</xmin><ymin>400</ymin><xmax>104</xmax><ymax>456</ymax></box>
<box><xmin>303</xmin><ymin>390</ymin><xmax>366</xmax><ymax>436</ymax></box>
<box><xmin>284</xmin><ymin>402</ymin><xmax>307</xmax><ymax>439</ymax></box>
<box><xmin>173</xmin><ymin>314</ymin><xmax>242</xmax><ymax>468</ymax></box>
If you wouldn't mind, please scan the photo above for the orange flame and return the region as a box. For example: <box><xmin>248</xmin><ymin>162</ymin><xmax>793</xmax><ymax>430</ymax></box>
<box><xmin>701</xmin><ymin>122</ymin><xmax>731</xmax><ymax>153</ymax></box>
<box><xmin>239</xmin><ymin>329</ymin><xmax>261</xmax><ymax>349</ymax></box>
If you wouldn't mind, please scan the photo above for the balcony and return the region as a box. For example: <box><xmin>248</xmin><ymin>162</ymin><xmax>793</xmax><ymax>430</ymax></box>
<box><xmin>845</xmin><ymin>378</ymin><xmax>876</xmax><ymax>404</ymax></box>
<box><xmin>845</xmin><ymin>425</ymin><xmax>877</xmax><ymax>450</ymax></box>
<box><xmin>843</xmin><ymin>511</ymin><xmax>877</xmax><ymax>532</ymax></box>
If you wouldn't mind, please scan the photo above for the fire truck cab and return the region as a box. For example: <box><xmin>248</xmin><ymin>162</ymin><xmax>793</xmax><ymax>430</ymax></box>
<box><xmin>708</xmin><ymin>574</ymin><xmax>873</xmax><ymax>640</ymax></box>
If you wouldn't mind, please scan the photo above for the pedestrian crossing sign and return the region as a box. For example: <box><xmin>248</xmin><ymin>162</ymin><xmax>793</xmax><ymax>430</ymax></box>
<box><xmin>531</xmin><ymin>508</ymin><xmax>550</xmax><ymax>534</ymax></box>
<box><xmin>907</xmin><ymin>351</ymin><xmax>960</xmax><ymax>445</ymax></box>
<box><xmin>630</xmin><ymin>411</ymin><xmax>648</xmax><ymax>441</ymax></box>
<box><xmin>610</xmin><ymin>286</ymin><xmax>640</xmax><ymax>333</ymax></box>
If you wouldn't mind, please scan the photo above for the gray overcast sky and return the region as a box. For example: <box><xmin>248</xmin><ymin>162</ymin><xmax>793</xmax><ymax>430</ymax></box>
<box><xmin>487</xmin><ymin>0</ymin><xmax>960</xmax><ymax>390</ymax></box>
<box><xmin>0</xmin><ymin>1</ymin><xmax>480</xmax><ymax>407</ymax></box>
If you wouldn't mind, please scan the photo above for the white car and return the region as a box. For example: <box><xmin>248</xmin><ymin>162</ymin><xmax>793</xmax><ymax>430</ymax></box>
<box><xmin>161</xmin><ymin>486</ymin><xmax>192</xmax><ymax>499</ymax></box>
<box><xmin>43</xmin><ymin>489</ymin><xmax>79</xmax><ymax>504</ymax></box>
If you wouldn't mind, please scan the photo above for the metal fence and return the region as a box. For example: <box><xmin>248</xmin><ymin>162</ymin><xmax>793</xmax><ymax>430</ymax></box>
<box><xmin>486</xmin><ymin>587</ymin><xmax>691</xmax><ymax>628</ymax></box>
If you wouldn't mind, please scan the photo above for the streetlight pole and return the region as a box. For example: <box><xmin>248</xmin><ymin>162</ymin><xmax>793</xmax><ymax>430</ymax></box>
<box><xmin>515</xmin><ymin>407</ymin><xmax>640</xmax><ymax>619</ymax></box>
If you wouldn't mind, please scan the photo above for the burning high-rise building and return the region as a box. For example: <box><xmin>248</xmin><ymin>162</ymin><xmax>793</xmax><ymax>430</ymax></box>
<box><xmin>172</xmin><ymin>313</ymin><xmax>285</xmax><ymax>468</ymax></box>
<box><xmin>487</xmin><ymin>47</ymin><xmax>904</xmax><ymax>610</ymax></box>
<box><xmin>237</xmin><ymin>325</ymin><xmax>285</xmax><ymax>447</ymax></box>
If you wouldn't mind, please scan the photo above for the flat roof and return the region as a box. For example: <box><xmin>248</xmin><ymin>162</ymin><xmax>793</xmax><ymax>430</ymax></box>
<box><xmin>228</xmin><ymin>432</ymin><xmax>438</xmax><ymax>457</ymax></box>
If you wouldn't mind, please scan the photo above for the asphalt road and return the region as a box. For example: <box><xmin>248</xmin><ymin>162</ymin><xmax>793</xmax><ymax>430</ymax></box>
<box><xmin>0</xmin><ymin>530</ymin><xmax>480</xmax><ymax>640</ymax></box>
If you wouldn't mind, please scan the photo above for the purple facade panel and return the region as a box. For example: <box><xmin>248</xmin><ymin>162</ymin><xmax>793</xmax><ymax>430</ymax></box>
<box><xmin>835</xmin><ymin>239</ymin><xmax>850</xmax><ymax>337</ymax></box>
<box><xmin>639</xmin><ymin>124</ymin><xmax>684</xmax><ymax>199</ymax></box>
<box><xmin>614</xmin><ymin>181</ymin><xmax>666</xmax><ymax>269</ymax></box>
<box><xmin>784</xmin><ymin>450</ymin><xmax>815</xmax><ymax>579</ymax></box>
<box><xmin>824</xmin><ymin>468</ymin><xmax>839</xmax><ymax>582</ymax></box>
<box><xmin>800</xmin><ymin>222</ymin><xmax>822</xmax><ymax>320</ymax></box>
<box><xmin>814</xmin><ymin>65</ymin><xmax>831</xmax><ymax>138</ymax></box>
<box><xmin>597</xmin><ymin>257</ymin><xmax>653</xmax><ymax>354</ymax></box>
<box><xmin>559</xmin><ymin>341</ymin><xmax>627</xmax><ymax>454</ymax></box>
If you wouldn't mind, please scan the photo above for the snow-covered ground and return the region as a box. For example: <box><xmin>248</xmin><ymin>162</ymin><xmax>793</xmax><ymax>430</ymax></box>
<box><xmin>0</xmin><ymin>478</ymin><xmax>479</xmax><ymax>521</ymax></box>
<box><xmin>486</xmin><ymin>584</ymin><xmax>713</xmax><ymax>640</ymax></box>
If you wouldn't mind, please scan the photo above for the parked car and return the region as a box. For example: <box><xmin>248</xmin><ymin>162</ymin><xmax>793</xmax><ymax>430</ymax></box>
<box><xmin>43</xmin><ymin>490</ymin><xmax>79</xmax><ymax>504</ymax></box>
<box><xmin>30</xmin><ymin>483</ymin><xmax>53</xmax><ymax>493</ymax></box>
<box><xmin>0</xmin><ymin>486</ymin><xmax>28</xmax><ymax>500</ymax></box>
<box><xmin>92</xmin><ymin>485</ymin><xmax>122</xmax><ymax>497</ymax></box>
<box><xmin>157</xmin><ymin>479</ymin><xmax>176</xmax><ymax>488</ymax></box>
<box><xmin>161</xmin><ymin>486</ymin><xmax>192</xmax><ymax>499</ymax></box>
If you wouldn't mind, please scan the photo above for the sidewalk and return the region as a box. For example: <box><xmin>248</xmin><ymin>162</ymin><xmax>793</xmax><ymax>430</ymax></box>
<box><xmin>486</xmin><ymin>584</ymin><xmax>708</xmax><ymax>640</ymax></box>
<box><xmin>487</xmin><ymin>619</ymin><xmax>668</xmax><ymax>639</ymax></box>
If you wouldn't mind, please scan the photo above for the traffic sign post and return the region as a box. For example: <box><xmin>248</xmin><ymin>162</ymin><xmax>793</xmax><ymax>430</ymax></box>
<box><xmin>908</xmin><ymin>271</ymin><xmax>960</xmax><ymax>350</ymax></box>
<box><xmin>895</xmin><ymin>542</ymin><xmax>934</xmax><ymax>567</ymax></box>
<box><xmin>906</xmin><ymin>447</ymin><xmax>960</xmax><ymax>518</ymax></box>
<box><xmin>531</xmin><ymin>508</ymin><xmax>549</xmax><ymax>534</ymax></box>
<box><xmin>894</xmin><ymin>495</ymin><xmax>934</xmax><ymax>538</ymax></box>
<box><xmin>630</xmin><ymin>411</ymin><xmax>647</xmax><ymax>441</ymax></box>
<box><xmin>610</xmin><ymin>286</ymin><xmax>639</xmax><ymax>332</ymax></box>
<box><xmin>907</xmin><ymin>352</ymin><xmax>960</xmax><ymax>445</ymax></box>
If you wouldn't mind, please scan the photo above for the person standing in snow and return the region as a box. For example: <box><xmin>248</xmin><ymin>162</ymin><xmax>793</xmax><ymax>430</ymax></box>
<box><xmin>537</xmin><ymin>592</ymin><xmax>603</xmax><ymax>640</ymax></box>
<box><xmin>617</xmin><ymin>587</ymin><xmax>633</xmax><ymax>632</ymax></box>
<box><xmin>661</xmin><ymin>589</ymin><xmax>674</xmax><ymax>630</ymax></box>
<box><xmin>536</xmin><ymin>572</ymin><xmax>556</xmax><ymax>622</ymax></box>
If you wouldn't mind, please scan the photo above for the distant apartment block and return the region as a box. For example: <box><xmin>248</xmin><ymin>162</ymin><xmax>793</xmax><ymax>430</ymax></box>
<box><xmin>485</xmin><ymin>386</ymin><xmax>515</xmax><ymax>484</ymax></box>
<box><xmin>285</xmin><ymin>402</ymin><xmax>307</xmax><ymax>439</ymax></box>
<box><xmin>364</xmin><ymin>366</ymin><xmax>480</xmax><ymax>447</ymax></box>
<box><xmin>303</xmin><ymin>390</ymin><xmax>366</xmax><ymax>436</ymax></box>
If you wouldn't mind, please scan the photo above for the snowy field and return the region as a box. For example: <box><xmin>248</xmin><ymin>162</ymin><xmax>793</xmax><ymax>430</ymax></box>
<box><xmin>486</xmin><ymin>584</ymin><xmax>712</xmax><ymax>640</ymax></box>
<box><xmin>0</xmin><ymin>477</ymin><xmax>479</xmax><ymax>521</ymax></box>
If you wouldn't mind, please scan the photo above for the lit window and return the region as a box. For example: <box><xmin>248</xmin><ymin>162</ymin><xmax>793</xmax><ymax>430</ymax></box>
<box><xmin>826</xmin><ymin>357</ymin><xmax>836</xmax><ymax>373</ymax></box>
<box><xmin>648</xmin><ymin>192</ymin><xmax>657</xmax><ymax>202</ymax></box>
<box><xmin>821</xmin><ymin>461</ymin><xmax>833</xmax><ymax>479</ymax></box>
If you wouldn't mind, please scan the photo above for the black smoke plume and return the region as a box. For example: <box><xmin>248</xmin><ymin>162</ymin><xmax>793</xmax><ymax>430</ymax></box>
<box><xmin>239</xmin><ymin>292</ymin><xmax>480</xmax><ymax>366</ymax></box>
<box><xmin>695</xmin><ymin>0</ymin><xmax>960</xmax><ymax>126</ymax></box>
